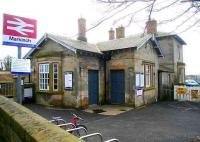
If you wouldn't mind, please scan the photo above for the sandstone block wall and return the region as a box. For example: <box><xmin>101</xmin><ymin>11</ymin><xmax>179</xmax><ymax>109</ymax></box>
<box><xmin>0</xmin><ymin>96</ymin><xmax>82</xmax><ymax>142</ymax></box>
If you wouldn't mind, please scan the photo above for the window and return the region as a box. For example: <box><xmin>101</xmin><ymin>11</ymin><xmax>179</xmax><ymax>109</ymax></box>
<box><xmin>53</xmin><ymin>63</ymin><xmax>58</xmax><ymax>91</ymax></box>
<box><xmin>39</xmin><ymin>64</ymin><xmax>50</xmax><ymax>90</ymax></box>
<box><xmin>144</xmin><ymin>63</ymin><xmax>155</xmax><ymax>88</ymax></box>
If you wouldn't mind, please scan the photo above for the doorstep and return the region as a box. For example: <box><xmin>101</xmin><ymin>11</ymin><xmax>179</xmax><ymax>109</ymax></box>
<box><xmin>84</xmin><ymin>105</ymin><xmax>133</xmax><ymax>116</ymax></box>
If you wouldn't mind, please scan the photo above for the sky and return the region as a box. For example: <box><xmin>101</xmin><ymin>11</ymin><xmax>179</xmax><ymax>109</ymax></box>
<box><xmin>0</xmin><ymin>0</ymin><xmax>200</xmax><ymax>75</ymax></box>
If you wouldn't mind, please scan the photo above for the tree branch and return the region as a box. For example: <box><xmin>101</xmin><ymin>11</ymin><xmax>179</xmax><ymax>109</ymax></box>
<box><xmin>153</xmin><ymin>0</ymin><xmax>180</xmax><ymax>12</ymax></box>
<box><xmin>159</xmin><ymin>6</ymin><xmax>193</xmax><ymax>24</ymax></box>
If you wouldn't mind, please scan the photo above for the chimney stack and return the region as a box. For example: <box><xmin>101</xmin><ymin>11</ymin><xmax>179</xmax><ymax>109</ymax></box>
<box><xmin>77</xmin><ymin>18</ymin><xmax>87</xmax><ymax>42</ymax></box>
<box><xmin>146</xmin><ymin>20</ymin><xmax>157</xmax><ymax>34</ymax></box>
<box><xmin>116</xmin><ymin>26</ymin><xmax>125</xmax><ymax>39</ymax></box>
<box><xmin>109</xmin><ymin>28</ymin><xmax>115</xmax><ymax>40</ymax></box>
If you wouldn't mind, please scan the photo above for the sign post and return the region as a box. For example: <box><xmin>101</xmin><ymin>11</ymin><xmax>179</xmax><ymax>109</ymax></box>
<box><xmin>17</xmin><ymin>46</ymin><xmax>22</xmax><ymax>104</ymax></box>
<box><xmin>2</xmin><ymin>14</ymin><xmax>37</xmax><ymax>104</ymax></box>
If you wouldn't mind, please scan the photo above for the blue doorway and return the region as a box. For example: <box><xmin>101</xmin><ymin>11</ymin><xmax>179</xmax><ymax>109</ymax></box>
<box><xmin>111</xmin><ymin>70</ymin><xmax>125</xmax><ymax>104</ymax></box>
<box><xmin>88</xmin><ymin>70</ymin><xmax>99</xmax><ymax>105</ymax></box>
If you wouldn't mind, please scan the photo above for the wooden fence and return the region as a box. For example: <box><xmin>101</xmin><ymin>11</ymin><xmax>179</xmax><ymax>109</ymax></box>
<box><xmin>0</xmin><ymin>82</ymin><xmax>16</xmax><ymax>97</ymax></box>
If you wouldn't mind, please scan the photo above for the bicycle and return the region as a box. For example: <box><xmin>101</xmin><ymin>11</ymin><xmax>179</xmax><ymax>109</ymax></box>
<box><xmin>49</xmin><ymin>113</ymin><xmax>87</xmax><ymax>137</ymax></box>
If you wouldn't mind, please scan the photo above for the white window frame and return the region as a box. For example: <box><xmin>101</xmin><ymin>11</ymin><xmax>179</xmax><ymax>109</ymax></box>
<box><xmin>39</xmin><ymin>64</ymin><xmax>50</xmax><ymax>91</ymax></box>
<box><xmin>53</xmin><ymin>63</ymin><xmax>59</xmax><ymax>91</ymax></box>
<box><xmin>145</xmin><ymin>64</ymin><xmax>151</xmax><ymax>88</ymax></box>
<box><xmin>144</xmin><ymin>63</ymin><xmax>154</xmax><ymax>88</ymax></box>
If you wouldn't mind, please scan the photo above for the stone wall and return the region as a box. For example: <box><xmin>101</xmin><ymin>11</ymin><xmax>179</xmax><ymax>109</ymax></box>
<box><xmin>77</xmin><ymin>54</ymin><xmax>105</xmax><ymax>107</ymax></box>
<box><xmin>106</xmin><ymin>48</ymin><xmax>135</xmax><ymax>106</ymax></box>
<box><xmin>31</xmin><ymin>39</ymin><xmax>105</xmax><ymax>108</ymax></box>
<box><xmin>134</xmin><ymin>42</ymin><xmax>159</xmax><ymax>107</ymax></box>
<box><xmin>0</xmin><ymin>96</ymin><xmax>82</xmax><ymax>142</ymax></box>
<box><xmin>158</xmin><ymin>37</ymin><xmax>175</xmax><ymax>72</ymax></box>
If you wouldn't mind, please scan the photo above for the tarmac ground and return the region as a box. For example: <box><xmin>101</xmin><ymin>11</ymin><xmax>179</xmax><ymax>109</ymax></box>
<box><xmin>25</xmin><ymin>101</ymin><xmax>200</xmax><ymax>142</ymax></box>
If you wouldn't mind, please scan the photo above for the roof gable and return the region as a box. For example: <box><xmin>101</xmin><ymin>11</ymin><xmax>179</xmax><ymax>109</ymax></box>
<box><xmin>24</xmin><ymin>33</ymin><xmax>102</xmax><ymax>59</ymax></box>
<box><xmin>46</xmin><ymin>34</ymin><xmax>102</xmax><ymax>54</ymax></box>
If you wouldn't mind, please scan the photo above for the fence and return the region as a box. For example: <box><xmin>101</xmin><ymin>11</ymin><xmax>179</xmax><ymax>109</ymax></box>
<box><xmin>174</xmin><ymin>85</ymin><xmax>200</xmax><ymax>101</ymax></box>
<box><xmin>0</xmin><ymin>82</ymin><xmax>16</xmax><ymax>97</ymax></box>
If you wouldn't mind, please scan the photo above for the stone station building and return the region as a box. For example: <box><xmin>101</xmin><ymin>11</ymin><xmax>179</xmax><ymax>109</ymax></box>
<box><xmin>25</xmin><ymin>18</ymin><xmax>186</xmax><ymax>108</ymax></box>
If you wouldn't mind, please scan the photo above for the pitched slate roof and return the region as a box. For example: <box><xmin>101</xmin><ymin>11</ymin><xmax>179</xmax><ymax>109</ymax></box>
<box><xmin>156</xmin><ymin>32</ymin><xmax>186</xmax><ymax>45</ymax></box>
<box><xmin>24</xmin><ymin>33</ymin><xmax>102</xmax><ymax>58</ymax></box>
<box><xmin>25</xmin><ymin>32</ymin><xmax>185</xmax><ymax>59</ymax></box>
<box><xmin>46</xmin><ymin>33</ymin><xmax>102</xmax><ymax>54</ymax></box>
<box><xmin>97</xmin><ymin>34</ymin><xmax>152</xmax><ymax>51</ymax></box>
<box><xmin>96</xmin><ymin>34</ymin><xmax>164</xmax><ymax>57</ymax></box>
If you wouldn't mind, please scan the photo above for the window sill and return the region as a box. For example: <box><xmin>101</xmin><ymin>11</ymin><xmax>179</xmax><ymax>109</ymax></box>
<box><xmin>36</xmin><ymin>91</ymin><xmax>51</xmax><ymax>94</ymax></box>
<box><xmin>36</xmin><ymin>91</ymin><xmax>62</xmax><ymax>95</ymax></box>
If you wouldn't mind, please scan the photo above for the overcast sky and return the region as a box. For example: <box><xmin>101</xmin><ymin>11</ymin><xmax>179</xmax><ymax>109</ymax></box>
<box><xmin>0</xmin><ymin>0</ymin><xmax>199</xmax><ymax>75</ymax></box>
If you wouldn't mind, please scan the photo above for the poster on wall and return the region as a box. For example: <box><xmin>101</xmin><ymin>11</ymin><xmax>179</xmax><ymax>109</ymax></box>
<box><xmin>64</xmin><ymin>72</ymin><xmax>73</xmax><ymax>90</ymax></box>
<box><xmin>136</xmin><ymin>73</ymin><xmax>140</xmax><ymax>87</ymax></box>
<box><xmin>140</xmin><ymin>73</ymin><xmax>144</xmax><ymax>87</ymax></box>
<box><xmin>135</xmin><ymin>73</ymin><xmax>144</xmax><ymax>88</ymax></box>
<box><xmin>136</xmin><ymin>89</ymin><xmax>143</xmax><ymax>96</ymax></box>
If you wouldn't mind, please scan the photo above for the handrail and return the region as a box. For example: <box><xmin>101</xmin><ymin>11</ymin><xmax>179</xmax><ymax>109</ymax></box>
<box><xmin>67</xmin><ymin>127</ymin><xmax>88</xmax><ymax>136</ymax></box>
<box><xmin>104</xmin><ymin>138</ymin><xmax>120</xmax><ymax>142</ymax></box>
<box><xmin>80</xmin><ymin>133</ymin><xmax>103</xmax><ymax>142</ymax></box>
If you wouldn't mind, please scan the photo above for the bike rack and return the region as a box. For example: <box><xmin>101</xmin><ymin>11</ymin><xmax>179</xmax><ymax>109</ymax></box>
<box><xmin>104</xmin><ymin>139</ymin><xmax>120</xmax><ymax>142</ymax></box>
<box><xmin>57</xmin><ymin>123</ymin><xmax>75</xmax><ymax>130</ymax></box>
<box><xmin>49</xmin><ymin>117</ymin><xmax>66</xmax><ymax>125</ymax></box>
<box><xmin>52</xmin><ymin>116</ymin><xmax>62</xmax><ymax>119</ymax></box>
<box><xmin>79</xmin><ymin>132</ymin><xmax>120</xmax><ymax>142</ymax></box>
<box><xmin>49</xmin><ymin>116</ymin><xmax>120</xmax><ymax>142</ymax></box>
<box><xmin>67</xmin><ymin>127</ymin><xmax>88</xmax><ymax>136</ymax></box>
<box><xmin>80</xmin><ymin>133</ymin><xmax>103</xmax><ymax>142</ymax></box>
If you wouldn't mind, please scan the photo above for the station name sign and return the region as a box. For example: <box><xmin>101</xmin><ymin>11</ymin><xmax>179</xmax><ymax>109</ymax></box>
<box><xmin>2</xmin><ymin>14</ymin><xmax>37</xmax><ymax>48</ymax></box>
<box><xmin>11</xmin><ymin>59</ymin><xmax>31</xmax><ymax>75</ymax></box>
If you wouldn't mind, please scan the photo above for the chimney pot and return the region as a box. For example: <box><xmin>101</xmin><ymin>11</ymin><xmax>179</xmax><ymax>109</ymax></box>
<box><xmin>109</xmin><ymin>28</ymin><xmax>115</xmax><ymax>40</ymax></box>
<box><xmin>116</xmin><ymin>26</ymin><xmax>125</xmax><ymax>39</ymax></box>
<box><xmin>77</xmin><ymin>18</ymin><xmax>87</xmax><ymax>42</ymax></box>
<box><xmin>146</xmin><ymin>20</ymin><xmax>157</xmax><ymax>34</ymax></box>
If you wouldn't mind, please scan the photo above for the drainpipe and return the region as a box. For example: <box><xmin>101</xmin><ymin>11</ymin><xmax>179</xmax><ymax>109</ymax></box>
<box><xmin>103</xmin><ymin>57</ymin><xmax>107</xmax><ymax>104</ymax></box>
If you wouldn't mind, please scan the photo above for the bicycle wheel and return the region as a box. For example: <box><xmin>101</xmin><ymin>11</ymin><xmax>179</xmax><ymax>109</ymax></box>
<box><xmin>74</xmin><ymin>125</ymin><xmax>88</xmax><ymax>137</ymax></box>
<box><xmin>76</xmin><ymin>124</ymin><xmax>87</xmax><ymax>131</ymax></box>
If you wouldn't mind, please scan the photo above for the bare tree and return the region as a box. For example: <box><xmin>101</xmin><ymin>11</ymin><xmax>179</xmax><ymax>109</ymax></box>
<box><xmin>94</xmin><ymin>0</ymin><xmax>200</xmax><ymax>33</ymax></box>
<box><xmin>3</xmin><ymin>55</ymin><xmax>12</xmax><ymax>71</ymax></box>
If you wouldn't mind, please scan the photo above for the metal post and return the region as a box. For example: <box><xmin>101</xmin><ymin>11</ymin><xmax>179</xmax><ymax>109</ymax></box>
<box><xmin>17</xmin><ymin>46</ymin><xmax>22</xmax><ymax>104</ymax></box>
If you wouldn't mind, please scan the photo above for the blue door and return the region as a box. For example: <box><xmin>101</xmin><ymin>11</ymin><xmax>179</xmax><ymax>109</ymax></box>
<box><xmin>111</xmin><ymin>70</ymin><xmax>125</xmax><ymax>104</ymax></box>
<box><xmin>88</xmin><ymin>70</ymin><xmax>99</xmax><ymax>105</ymax></box>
